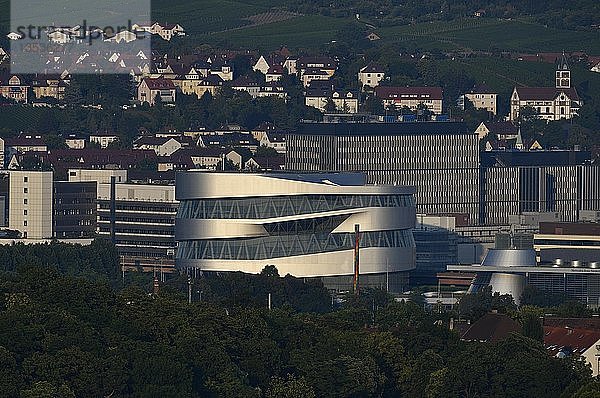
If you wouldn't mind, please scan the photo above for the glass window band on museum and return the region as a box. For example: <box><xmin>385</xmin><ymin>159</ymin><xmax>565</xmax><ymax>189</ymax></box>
<box><xmin>177</xmin><ymin>194</ymin><xmax>415</xmax><ymax>220</ymax></box>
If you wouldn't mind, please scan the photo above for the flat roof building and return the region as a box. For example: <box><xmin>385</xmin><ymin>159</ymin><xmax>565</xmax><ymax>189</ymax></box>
<box><xmin>175</xmin><ymin>172</ymin><xmax>417</xmax><ymax>292</ymax></box>
<box><xmin>97</xmin><ymin>182</ymin><xmax>178</xmax><ymax>272</ymax></box>
<box><xmin>9</xmin><ymin>171</ymin><xmax>53</xmax><ymax>239</ymax></box>
<box><xmin>53</xmin><ymin>181</ymin><xmax>97</xmax><ymax>239</ymax></box>
<box><xmin>286</xmin><ymin>122</ymin><xmax>480</xmax><ymax>223</ymax></box>
<box><xmin>535</xmin><ymin>222</ymin><xmax>600</xmax><ymax>264</ymax></box>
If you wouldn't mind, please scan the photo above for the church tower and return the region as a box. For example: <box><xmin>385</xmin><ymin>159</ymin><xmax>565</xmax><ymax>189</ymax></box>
<box><xmin>555</xmin><ymin>51</ymin><xmax>571</xmax><ymax>89</ymax></box>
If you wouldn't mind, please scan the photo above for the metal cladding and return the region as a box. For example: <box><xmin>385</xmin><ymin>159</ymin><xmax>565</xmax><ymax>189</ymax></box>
<box><xmin>175</xmin><ymin>172</ymin><xmax>417</xmax><ymax>281</ymax></box>
<box><xmin>481</xmin><ymin>249</ymin><xmax>537</xmax><ymax>268</ymax></box>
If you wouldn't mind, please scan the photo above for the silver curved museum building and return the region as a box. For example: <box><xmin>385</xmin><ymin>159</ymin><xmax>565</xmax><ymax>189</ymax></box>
<box><xmin>175</xmin><ymin>172</ymin><xmax>416</xmax><ymax>291</ymax></box>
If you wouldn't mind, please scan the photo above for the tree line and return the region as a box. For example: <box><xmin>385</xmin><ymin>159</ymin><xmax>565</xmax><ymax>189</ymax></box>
<box><xmin>0</xmin><ymin>240</ymin><xmax>599</xmax><ymax>397</ymax></box>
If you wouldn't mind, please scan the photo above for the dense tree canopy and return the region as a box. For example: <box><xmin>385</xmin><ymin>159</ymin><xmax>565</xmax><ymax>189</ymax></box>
<box><xmin>0</xmin><ymin>241</ymin><xmax>596</xmax><ymax>397</ymax></box>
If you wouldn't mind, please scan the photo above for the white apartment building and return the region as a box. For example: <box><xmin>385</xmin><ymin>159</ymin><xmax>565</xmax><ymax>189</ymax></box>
<box><xmin>68</xmin><ymin>169</ymin><xmax>127</xmax><ymax>184</ymax></box>
<box><xmin>464</xmin><ymin>84</ymin><xmax>497</xmax><ymax>115</ymax></box>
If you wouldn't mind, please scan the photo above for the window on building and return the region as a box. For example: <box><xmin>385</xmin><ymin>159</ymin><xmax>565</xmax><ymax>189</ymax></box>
<box><xmin>23</xmin><ymin>199</ymin><xmax>28</xmax><ymax>205</ymax></box>
<box><xmin>23</xmin><ymin>220</ymin><xmax>27</xmax><ymax>226</ymax></box>
<box><xmin>23</xmin><ymin>210</ymin><xmax>27</xmax><ymax>216</ymax></box>
<box><xmin>23</xmin><ymin>176</ymin><xmax>28</xmax><ymax>183</ymax></box>
<box><xmin>23</xmin><ymin>187</ymin><xmax>27</xmax><ymax>194</ymax></box>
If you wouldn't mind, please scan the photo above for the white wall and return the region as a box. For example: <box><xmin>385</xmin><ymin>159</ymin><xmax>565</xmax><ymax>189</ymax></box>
<box><xmin>9</xmin><ymin>171</ymin><xmax>53</xmax><ymax>239</ymax></box>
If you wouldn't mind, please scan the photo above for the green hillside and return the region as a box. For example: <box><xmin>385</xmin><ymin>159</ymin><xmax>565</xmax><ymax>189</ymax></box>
<box><xmin>1</xmin><ymin>0</ymin><xmax>599</xmax><ymax>54</ymax></box>
<box><xmin>207</xmin><ymin>15</ymin><xmax>348</xmax><ymax>51</ymax></box>
<box><xmin>377</xmin><ymin>18</ymin><xmax>600</xmax><ymax>54</ymax></box>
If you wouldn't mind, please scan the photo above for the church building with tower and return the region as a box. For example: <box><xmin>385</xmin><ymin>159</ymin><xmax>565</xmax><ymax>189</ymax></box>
<box><xmin>510</xmin><ymin>53</ymin><xmax>581</xmax><ymax>121</ymax></box>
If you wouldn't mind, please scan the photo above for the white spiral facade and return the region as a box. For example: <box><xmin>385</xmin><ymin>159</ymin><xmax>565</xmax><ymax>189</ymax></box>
<box><xmin>175</xmin><ymin>172</ymin><xmax>416</xmax><ymax>290</ymax></box>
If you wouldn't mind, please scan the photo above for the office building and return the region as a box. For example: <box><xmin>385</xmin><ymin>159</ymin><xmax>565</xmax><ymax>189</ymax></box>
<box><xmin>287</xmin><ymin>122</ymin><xmax>600</xmax><ymax>226</ymax></box>
<box><xmin>97</xmin><ymin>182</ymin><xmax>177</xmax><ymax>271</ymax></box>
<box><xmin>286</xmin><ymin>122</ymin><xmax>480</xmax><ymax>223</ymax></box>
<box><xmin>9</xmin><ymin>171</ymin><xmax>53</xmax><ymax>239</ymax></box>
<box><xmin>175</xmin><ymin>172</ymin><xmax>416</xmax><ymax>292</ymax></box>
<box><xmin>53</xmin><ymin>181</ymin><xmax>97</xmax><ymax>238</ymax></box>
<box><xmin>482</xmin><ymin>151</ymin><xmax>600</xmax><ymax>225</ymax></box>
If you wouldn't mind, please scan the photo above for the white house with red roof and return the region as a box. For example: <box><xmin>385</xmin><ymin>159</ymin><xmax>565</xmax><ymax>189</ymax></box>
<box><xmin>510</xmin><ymin>53</ymin><xmax>581</xmax><ymax>121</ymax></box>
<box><xmin>375</xmin><ymin>86</ymin><xmax>443</xmax><ymax>114</ymax></box>
<box><xmin>151</xmin><ymin>23</ymin><xmax>185</xmax><ymax>41</ymax></box>
<box><xmin>138</xmin><ymin>77</ymin><xmax>176</xmax><ymax>105</ymax></box>
<box><xmin>358</xmin><ymin>62</ymin><xmax>385</xmax><ymax>89</ymax></box>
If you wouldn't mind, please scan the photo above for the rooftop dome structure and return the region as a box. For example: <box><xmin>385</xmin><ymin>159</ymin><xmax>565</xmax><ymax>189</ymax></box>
<box><xmin>482</xmin><ymin>249</ymin><xmax>536</xmax><ymax>268</ymax></box>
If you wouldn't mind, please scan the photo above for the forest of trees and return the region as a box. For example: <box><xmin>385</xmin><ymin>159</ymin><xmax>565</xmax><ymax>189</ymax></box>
<box><xmin>0</xmin><ymin>240</ymin><xmax>600</xmax><ymax>397</ymax></box>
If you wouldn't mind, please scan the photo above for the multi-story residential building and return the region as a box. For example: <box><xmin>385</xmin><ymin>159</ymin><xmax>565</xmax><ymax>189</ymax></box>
<box><xmin>53</xmin><ymin>181</ymin><xmax>97</xmax><ymax>238</ymax></box>
<box><xmin>296</xmin><ymin>56</ymin><xmax>336</xmax><ymax>78</ymax></box>
<box><xmin>89</xmin><ymin>132</ymin><xmax>119</xmax><ymax>149</ymax></box>
<box><xmin>265</xmin><ymin>65</ymin><xmax>284</xmax><ymax>82</ymax></box>
<box><xmin>253</xmin><ymin>54</ymin><xmax>283</xmax><ymax>75</ymax></box>
<box><xmin>510</xmin><ymin>54</ymin><xmax>581</xmax><ymax>121</ymax></box>
<box><xmin>4</xmin><ymin>135</ymin><xmax>47</xmax><ymax>160</ymax></box>
<box><xmin>0</xmin><ymin>74</ymin><xmax>29</xmax><ymax>103</ymax></box>
<box><xmin>9</xmin><ymin>171</ymin><xmax>53</xmax><ymax>239</ymax></box>
<box><xmin>172</xmin><ymin>74</ymin><xmax>223</xmax><ymax>99</ymax></box>
<box><xmin>358</xmin><ymin>62</ymin><xmax>385</xmax><ymax>89</ymax></box>
<box><xmin>301</xmin><ymin>68</ymin><xmax>330</xmax><ymax>88</ymax></box>
<box><xmin>137</xmin><ymin>77</ymin><xmax>176</xmax><ymax>105</ymax></box>
<box><xmin>133</xmin><ymin>136</ymin><xmax>182</xmax><ymax>156</ymax></box>
<box><xmin>305</xmin><ymin>86</ymin><xmax>359</xmax><ymax>113</ymax></box>
<box><xmin>31</xmin><ymin>74</ymin><xmax>68</xmax><ymax>101</ymax></box>
<box><xmin>286</xmin><ymin>121</ymin><xmax>481</xmax><ymax>223</ymax></box>
<box><xmin>464</xmin><ymin>84</ymin><xmax>497</xmax><ymax>115</ymax></box>
<box><xmin>475</xmin><ymin>121</ymin><xmax>518</xmax><ymax>140</ymax></box>
<box><xmin>375</xmin><ymin>86</ymin><xmax>443</xmax><ymax>114</ymax></box>
<box><xmin>259</xmin><ymin>132</ymin><xmax>286</xmax><ymax>154</ymax></box>
<box><xmin>175</xmin><ymin>172</ymin><xmax>416</xmax><ymax>292</ymax></box>
<box><xmin>68</xmin><ymin>169</ymin><xmax>127</xmax><ymax>184</ymax></box>
<box><xmin>150</xmin><ymin>22</ymin><xmax>185</xmax><ymax>41</ymax></box>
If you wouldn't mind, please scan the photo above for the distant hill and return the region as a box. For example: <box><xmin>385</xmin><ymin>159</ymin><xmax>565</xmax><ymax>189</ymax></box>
<box><xmin>0</xmin><ymin>0</ymin><xmax>599</xmax><ymax>53</ymax></box>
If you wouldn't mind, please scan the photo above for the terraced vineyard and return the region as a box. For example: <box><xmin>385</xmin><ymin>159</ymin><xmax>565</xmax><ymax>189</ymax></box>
<box><xmin>377</xmin><ymin>18</ymin><xmax>600</xmax><ymax>54</ymax></box>
<box><xmin>208</xmin><ymin>14</ymin><xmax>348</xmax><ymax>50</ymax></box>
